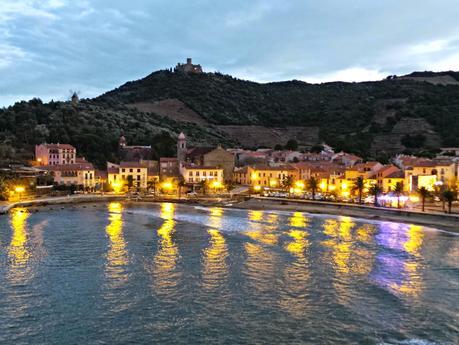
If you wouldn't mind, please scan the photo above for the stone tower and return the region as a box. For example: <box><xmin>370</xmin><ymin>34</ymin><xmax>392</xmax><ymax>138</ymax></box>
<box><xmin>119</xmin><ymin>135</ymin><xmax>127</xmax><ymax>148</ymax></box>
<box><xmin>177</xmin><ymin>132</ymin><xmax>187</xmax><ymax>166</ymax></box>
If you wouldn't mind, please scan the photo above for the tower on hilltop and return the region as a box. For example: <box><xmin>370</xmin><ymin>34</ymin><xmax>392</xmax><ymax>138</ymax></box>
<box><xmin>174</xmin><ymin>58</ymin><xmax>203</xmax><ymax>74</ymax></box>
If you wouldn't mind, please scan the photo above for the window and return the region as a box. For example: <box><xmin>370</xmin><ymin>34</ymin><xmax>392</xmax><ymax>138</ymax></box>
<box><xmin>189</xmin><ymin>171</ymin><xmax>193</xmax><ymax>176</ymax></box>
<box><xmin>129</xmin><ymin>169</ymin><xmax>133</xmax><ymax>173</ymax></box>
<box><xmin>137</xmin><ymin>169</ymin><xmax>141</xmax><ymax>173</ymax></box>
<box><xmin>196</xmin><ymin>171</ymin><xmax>200</xmax><ymax>176</ymax></box>
<box><xmin>190</xmin><ymin>178</ymin><xmax>193</xmax><ymax>182</ymax></box>
<box><xmin>137</xmin><ymin>175</ymin><xmax>141</xmax><ymax>181</ymax></box>
<box><xmin>122</xmin><ymin>168</ymin><xmax>125</xmax><ymax>173</ymax></box>
<box><xmin>203</xmin><ymin>171</ymin><xmax>206</xmax><ymax>176</ymax></box>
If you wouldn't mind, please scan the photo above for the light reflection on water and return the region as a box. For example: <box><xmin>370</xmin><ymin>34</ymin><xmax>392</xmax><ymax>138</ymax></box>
<box><xmin>201</xmin><ymin>208</ymin><xmax>229</xmax><ymax>292</ymax></box>
<box><xmin>8</xmin><ymin>208</ymin><xmax>31</xmax><ymax>268</ymax></box>
<box><xmin>152</xmin><ymin>203</ymin><xmax>181</xmax><ymax>298</ymax></box>
<box><xmin>0</xmin><ymin>202</ymin><xmax>457</xmax><ymax>344</ymax></box>
<box><xmin>105</xmin><ymin>202</ymin><xmax>128</xmax><ymax>285</ymax></box>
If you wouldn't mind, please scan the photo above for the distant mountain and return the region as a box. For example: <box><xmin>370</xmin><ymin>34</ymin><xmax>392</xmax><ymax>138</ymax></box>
<box><xmin>1</xmin><ymin>69</ymin><xmax>459</xmax><ymax>167</ymax></box>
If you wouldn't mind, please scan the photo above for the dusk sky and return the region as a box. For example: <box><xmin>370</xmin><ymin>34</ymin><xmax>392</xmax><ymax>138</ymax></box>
<box><xmin>2</xmin><ymin>0</ymin><xmax>459</xmax><ymax>106</ymax></box>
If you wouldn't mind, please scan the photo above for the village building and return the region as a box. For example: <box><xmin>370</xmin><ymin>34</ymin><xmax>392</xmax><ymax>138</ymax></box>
<box><xmin>42</xmin><ymin>162</ymin><xmax>96</xmax><ymax>189</ymax></box>
<box><xmin>160</xmin><ymin>157</ymin><xmax>179</xmax><ymax>178</ymax></box>
<box><xmin>181</xmin><ymin>165</ymin><xmax>224</xmax><ymax>185</ymax></box>
<box><xmin>245</xmin><ymin>165</ymin><xmax>298</xmax><ymax>188</ymax></box>
<box><xmin>35</xmin><ymin>143</ymin><xmax>76</xmax><ymax>166</ymax></box>
<box><xmin>118</xmin><ymin>136</ymin><xmax>153</xmax><ymax>161</ymax></box>
<box><xmin>331</xmin><ymin>152</ymin><xmax>363</xmax><ymax>167</ymax></box>
<box><xmin>107</xmin><ymin>161</ymin><xmax>149</xmax><ymax>190</ymax></box>
<box><xmin>176</xmin><ymin>132</ymin><xmax>235</xmax><ymax>181</ymax></box>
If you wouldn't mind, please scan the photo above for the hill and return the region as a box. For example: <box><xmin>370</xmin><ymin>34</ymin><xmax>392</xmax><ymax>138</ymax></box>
<box><xmin>1</xmin><ymin>69</ymin><xmax>459</xmax><ymax>167</ymax></box>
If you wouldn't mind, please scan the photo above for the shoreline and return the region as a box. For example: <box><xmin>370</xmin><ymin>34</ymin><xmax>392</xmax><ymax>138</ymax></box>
<box><xmin>0</xmin><ymin>194</ymin><xmax>127</xmax><ymax>214</ymax></box>
<box><xmin>2</xmin><ymin>194</ymin><xmax>458</xmax><ymax>233</ymax></box>
<box><xmin>230</xmin><ymin>197</ymin><xmax>459</xmax><ymax>233</ymax></box>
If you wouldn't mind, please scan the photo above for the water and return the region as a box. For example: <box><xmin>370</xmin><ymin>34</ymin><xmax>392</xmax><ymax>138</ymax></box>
<box><xmin>0</xmin><ymin>202</ymin><xmax>457</xmax><ymax>345</ymax></box>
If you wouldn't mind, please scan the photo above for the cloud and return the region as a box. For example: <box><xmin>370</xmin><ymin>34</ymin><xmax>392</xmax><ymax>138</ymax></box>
<box><xmin>2</xmin><ymin>0</ymin><xmax>459</xmax><ymax>106</ymax></box>
<box><xmin>0</xmin><ymin>44</ymin><xmax>28</xmax><ymax>69</ymax></box>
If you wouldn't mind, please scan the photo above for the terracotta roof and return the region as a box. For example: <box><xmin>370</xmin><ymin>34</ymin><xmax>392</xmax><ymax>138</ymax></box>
<box><xmin>119</xmin><ymin>161</ymin><xmax>148</xmax><ymax>168</ymax></box>
<box><xmin>160</xmin><ymin>157</ymin><xmax>178</xmax><ymax>162</ymax></box>
<box><xmin>187</xmin><ymin>147</ymin><xmax>214</xmax><ymax>158</ymax></box>
<box><xmin>234</xmin><ymin>166</ymin><xmax>249</xmax><ymax>173</ymax></box>
<box><xmin>42</xmin><ymin>163</ymin><xmax>94</xmax><ymax>171</ymax></box>
<box><xmin>39</xmin><ymin>143</ymin><xmax>75</xmax><ymax>150</ymax></box>
<box><xmin>96</xmin><ymin>170</ymin><xmax>108</xmax><ymax>178</ymax></box>
<box><xmin>251</xmin><ymin>164</ymin><xmax>296</xmax><ymax>171</ymax></box>
<box><xmin>385</xmin><ymin>171</ymin><xmax>405</xmax><ymax>179</ymax></box>
<box><xmin>183</xmin><ymin>164</ymin><xmax>222</xmax><ymax>170</ymax></box>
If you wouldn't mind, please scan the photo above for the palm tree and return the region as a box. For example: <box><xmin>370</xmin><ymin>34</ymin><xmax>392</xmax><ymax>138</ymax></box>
<box><xmin>417</xmin><ymin>186</ymin><xmax>430</xmax><ymax>212</ymax></box>
<box><xmin>147</xmin><ymin>179</ymin><xmax>157</xmax><ymax>194</ymax></box>
<box><xmin>306</xmin><ymin>176</ymin><xmax>319</xmax><ymax>200</ymax></box>
<box><xmin>352</xmin><ymin>176</ymin><xmax>365</xmax><ymax>204</ymax></box>
<box><xmin>442</xmin><ymin>189</ymin><xmax>456</xmax><ymax>214</ymax></box>
<box><xmin>126</xmin><ymin>175</ymin><xmax>134</xmax><ymax>191</ymax></box>
<box><xmin>393</xmin><ymin>182</ymin><xmax>404</xmax><ymax>208</ymax></box>
<box><xmin>198</xmin><ymin>180</ymin><xmax>207</xmax><ymax>195</ymax></box>
<box><xmin>282</xmin><ymin>176</ymin><xmax>294</xmax><ymax>195</ymax></box>
<box><xmin>368</xmin><ymin>184</ymin><xmax>383</xmax><ymax>206</ymax></box>
<box><xmin>178</xmin><ymin>179</ymin><xmax>186</xmax><ymax>199</ymax></box>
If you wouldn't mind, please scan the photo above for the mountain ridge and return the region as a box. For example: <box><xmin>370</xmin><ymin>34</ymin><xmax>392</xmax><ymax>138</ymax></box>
<box><xmin>1</xmin><ymin>69</ymin><xmax>459</xmax><ymax>167</ymax></box>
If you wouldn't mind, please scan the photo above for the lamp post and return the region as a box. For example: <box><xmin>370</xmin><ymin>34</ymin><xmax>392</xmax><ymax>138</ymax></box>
<box><xmin>15</xmin><ymin>186</ymin><xmax>25</xmax><ymax>201</ymax></box>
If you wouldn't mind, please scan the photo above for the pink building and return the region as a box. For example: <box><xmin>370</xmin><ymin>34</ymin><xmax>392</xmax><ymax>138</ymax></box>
<box><xmin>35</xmin><ymin>144</ymin><xmax>76</xmax><ymax>166</ymax></box>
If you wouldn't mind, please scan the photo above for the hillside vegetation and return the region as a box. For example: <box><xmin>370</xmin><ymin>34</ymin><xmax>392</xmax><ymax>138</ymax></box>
<box><xmin>1</xmin><ymin>70</ymin><xmax>459</xmax><ymax>167</ymax></box>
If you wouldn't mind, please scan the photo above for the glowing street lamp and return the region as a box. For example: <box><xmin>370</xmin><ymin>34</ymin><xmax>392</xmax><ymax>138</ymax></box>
<box><xmin>295</xmin><ymin>181</ymin><xmax>305</xmax><ymax>190</ymax></box>
<box><xmin>254</xmin><ymin>185</ymin><xmax>262</xmax><ymax>192</ymax></box>
<box><xmin>319</xmin><ymin>181</ymin><xmax>327</xmax><ymax>191</ymax></box>
<box><xmin>111</xmin><ymin>181</ymin><xmax>123</xmax><ymax>194</ymax></box>
<box><xmin>15</xmin><ymin>186</ymin><xmax>25</xmax><ymax>200</ymax></box>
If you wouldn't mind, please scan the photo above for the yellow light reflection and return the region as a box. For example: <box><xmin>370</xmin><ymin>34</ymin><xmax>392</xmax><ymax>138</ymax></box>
<box><xmin>153</xmin><ymin>203</ymin><xmax>180</xmax><ymax>296</ymax></box>
<box><xmin>390</xmin><ymin>225</ymin><xmax>425</xmax><ymax>297</ymax></box>
<box><xmin>279</xmin><ymin>229</ymin><xmax>311</xmax><ymax>318</ymax></box>
<box><xmin>160</xmin><ymin>202</ymin><xmax>175</xmax><ymax>220</ymax></box>
<box><xmin>8</xmin><ymin>208</ymin><xmax>31</xmax><ymax>268</ymax></box>
<box><xmin>404</xmin><ymin>225</ymin><xmax>424</xmax><ymax>256</ymax></box>
<box><xmin>248</xmin><ymin>210</ymin><xmax>263</xmax><ymax>222</ymax></box>
<box><xmin>321</xmin><ymin>217</ymin><xmax>375</xmax><ymax>305</ymax></box>
<box><xmin>289</xmin><ymin>212</ymin><xmax>308</xmax><ymax>228</ymax></box>
<box><xmin>105</xmin><ymin>202</ymin><xmax>128</xmax><ymax>283</ymax></box>
<box><xmin>202</xmin><ymin>221</ymin><xmax>228</xmax><ymax>291</ymax></box>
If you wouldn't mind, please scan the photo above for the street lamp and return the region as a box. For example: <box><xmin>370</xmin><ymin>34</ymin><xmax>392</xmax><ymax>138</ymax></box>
<box><xmin>15</xmin><ymin>186</ymin><xmax>25</xmax><ymax>200</ymax></box>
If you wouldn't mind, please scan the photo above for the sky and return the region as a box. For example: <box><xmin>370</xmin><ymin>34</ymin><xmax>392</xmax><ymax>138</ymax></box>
<box><xmin>1</xmin><ymin>0</ymin><xmax>459</xmax><ymax>106</ymax></box>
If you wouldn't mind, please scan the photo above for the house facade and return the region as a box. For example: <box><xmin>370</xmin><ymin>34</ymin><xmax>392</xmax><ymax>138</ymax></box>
<box><xmin>35</xmin><ymin>143</ymin><xmax>76</xmax><ymax>166</ymax></box>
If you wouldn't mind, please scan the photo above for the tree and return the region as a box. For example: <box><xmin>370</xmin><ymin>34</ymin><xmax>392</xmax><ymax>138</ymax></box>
<box><xmin>393</xmin><ymin>182</ymin><xmax>404</xmax><ymax>208</ymax></box>
<box><xmin>368</xmin><ymin>184</ymin><xmax>383</xmax><ymax>206</ymax></box>
<box><xmin>442</xmin><ymin>189</ymin><xmax>456</xmax><ymax>214</ymax></box>
<box><xmin>178</xmin><ymin>178</ymin><xmax>186</xmax><ymax>199</ymax></box>
<box><xmin>274</xmin><ymin>144</ymin><xmax>283</xmax><ymax>151</ymax></box>
<box><xmin>147</xmin><ymin>179</ymin><xmax>157</xmax><ymax>194</ymax></box>
<box><xmin>417</xmin><ymin>186</ymin><xmax>430</xmax><ymax>212</ymax></box>
<box><xmin>309</xmin><ymin>144</ymin><xmax>324</xmax><ymax>153</ymax></box>
<box><xmin>127</xmin><ymin>175</ymin><xmax>134</xmax><ymax>191</ymax></box>
<box><xmin>282</xmin><ymin>175</ymin><xmax>294</xmax><ymax>194</ymax></box>
<box><xmin>284</xmin><ymin>139</ymin><xmax>298</xmax><ymax>151</ymax></box>
<box><xmin>353</xmin><ymin>176</ymin><xmax>365</xmax><ymax>204</ymax></box>
<box><xmin>306</xmin><ymin>177</ymin><xmax>319</xmax><ymax>200</ymax></box>
<box><xmin>198</xmin><ymin>180</ymin><xmax>207</xmax><ymax>195</ymax></box>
